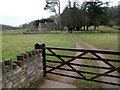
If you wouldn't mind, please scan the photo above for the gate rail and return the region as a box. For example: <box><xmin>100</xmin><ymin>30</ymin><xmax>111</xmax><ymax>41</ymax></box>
<box><xmin>35</xmin><ymin>43</ymin><xmax>120</xmax><ymax>86</ymax></box>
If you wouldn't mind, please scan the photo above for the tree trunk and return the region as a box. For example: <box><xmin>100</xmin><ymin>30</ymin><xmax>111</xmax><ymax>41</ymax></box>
<box><xmin>76</xmin><ymin>26</ymin><xmax>80</xmax><ymax>31</ymax></box>
<box><xmin>94</xmin><ymin>26</ymin><xmax>96</xmax><ymax>30</ymax></box>
<box><xmin>83</xmin><ymin>24</ymin><xmax>86</xmax><ymax>31</ymax></box>
<box><xmin>86</xmin><ymin>23</ymin><xmax>89</xmax><ymax>31</ymax></box>
<box><xmin>67</xmin><ymin>26</ymin><xmax>73</xmax><ymax>33</ymax></box>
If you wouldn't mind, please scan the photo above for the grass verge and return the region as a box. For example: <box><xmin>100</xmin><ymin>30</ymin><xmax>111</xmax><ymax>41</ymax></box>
<box><xmin>28</xmin><ymin>77</ymin><xmax>45</xmax><ymax>88</ymax></box>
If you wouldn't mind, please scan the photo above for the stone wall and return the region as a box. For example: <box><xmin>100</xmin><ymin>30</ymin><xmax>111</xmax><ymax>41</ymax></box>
<box><xmin>23</xmin><ymin>31</ymin><xmax>68</xmax><ymax>34</ymax></box>
<box><xmin>23</xmin><ymin>31</ymin><xmax>102</xmax><ymax>34</ymax></box>
<box><xmin>2</xmin><ymin>49</ymin><xmax>43</xmax><ymax>88</ymax></box>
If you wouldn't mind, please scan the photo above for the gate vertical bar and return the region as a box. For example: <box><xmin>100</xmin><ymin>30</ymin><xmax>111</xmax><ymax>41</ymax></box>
<box><xmin>42</xmin><ymin>44</ymin><xmax>46</xmax><ymax>77</ymax></box>
<box><xmin>118</xmin><ymin>73</ymin><xmax>120</xmax><ymax>90</ymax></box>
<box><xmin>35</xmin><ymin>43</ymin><xmax>46</xmax><ymax>77</ymax></box>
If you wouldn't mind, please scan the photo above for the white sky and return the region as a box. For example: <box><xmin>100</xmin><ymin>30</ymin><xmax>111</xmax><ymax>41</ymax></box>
<box><xmin>0</xmin><ymin>0</ymin><xmax>119</xmax><ymax>26</ymax></box>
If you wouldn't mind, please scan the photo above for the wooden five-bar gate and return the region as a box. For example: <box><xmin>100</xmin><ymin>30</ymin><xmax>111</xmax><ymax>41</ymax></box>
<box><xmin>35</xmin><ymin>43</ymin><xmax>120</xmax><ymax>86</ymax></box>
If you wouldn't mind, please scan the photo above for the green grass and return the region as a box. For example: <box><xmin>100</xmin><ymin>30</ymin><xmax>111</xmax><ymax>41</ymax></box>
<box><xmin>2</xmin><ymin>30</ymin><xmax>74</xmax><ymax>60</ymax></box>
<box><xmin>75</xmin><ymin>33</ymin><xmax>119</xmax><ymax>64</ymax></box>
<box><xmin>89</xmin><ymin>26</ymin><xmax>119</xmax><ymax>33</ymax></box>
<box><xmin>28</xmin><ymin>77</ymin><xmax>45</xmax><ymax>88</ymax></box>
<box><xmin>2</xmin><ymin>29</ymin><xmax>28</xmax><ymax>35</ymax></box>
<box><xmin>98</xmin><ymin>26</ymin><xmax>119</xmax><ymax>33</ymax></box>
<box><xmin>75</xmin><ymin>33</ymin><xmax>118</xmax><ymax>51</ymax></box>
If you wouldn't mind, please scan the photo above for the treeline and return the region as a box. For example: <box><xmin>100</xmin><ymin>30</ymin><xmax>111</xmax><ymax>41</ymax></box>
<box><xmin>61</xmin><ymin>1</ymin><xmax>120</xmax><ymax>31</ymax></box>
<box><xmin>107</xmin><ymin>6</ymin><xmax>120</xmax><ymax>26</ymax></box>
<box><xmin>1</xmin><ymin>24</ymin><xmax>21</xmax><ymax>30</ymax></box>
<box><xmin>45</xmin><ymin>1</ymin><xmax>120</xmax><ymax>31</ymax></box>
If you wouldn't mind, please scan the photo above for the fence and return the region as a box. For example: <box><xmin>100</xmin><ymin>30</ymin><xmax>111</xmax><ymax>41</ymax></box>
<box><xmin>2</xmin><ymin>43</ymin><xmax>120</xmax><ymax>88</ymax></box>
<box><xmin>35</xmin><ymin>43</ymin><xmax>120</xmax><ymax>86</ymax></box>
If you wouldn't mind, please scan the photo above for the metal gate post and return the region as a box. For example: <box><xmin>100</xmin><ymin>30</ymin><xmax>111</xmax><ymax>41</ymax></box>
<box><xmin>35</xmin><ymin>43</ymin><xmax>46</xmax><ymax>77</ymax></box>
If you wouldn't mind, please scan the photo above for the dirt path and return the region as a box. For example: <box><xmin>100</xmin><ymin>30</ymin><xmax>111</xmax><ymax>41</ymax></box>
<box><xmin>38</xmin><ymin>35</ymin><xmax>84</xmax><ymax>88</ymax></box>
<box><xmin>46</xmin><ymin>35</ymin><xmax>85</xmax><ymax>83</ymax></box>
<box><xmin>73</xmin><ymin>35</ymin><xmax>119</xmax><ymax>88</ymax></box>
<box><xmin>39</xmin><ymin>80</ymin><xmax>76</xmax><ymax>88</ymax></box>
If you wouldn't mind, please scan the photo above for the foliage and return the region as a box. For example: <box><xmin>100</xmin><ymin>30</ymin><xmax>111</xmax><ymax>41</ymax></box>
<box><xmin>61</xmin><ymin>1</ymin><xmax>109</xmax><ymax>31</ymax></box>
<box><xmin>21</xmin><ymin>23</ymin><xmax>29</xmax><ymax>29</ymax></box>
<box><xmin>43</xmin><ymin>0</ymin><xmax>119</xmax><ymax>32</ymax></box>
<box><xmin>107</xmin><ymin>5</ymin><xmax>120</xmax><ymax>26</ymax></box>
<box><xmin>44</xmin><ymin>1</ymin><xmax>59</xmax><ymax>14</ymax></box>
<box><xmin>39</xmin><ymin>18</ymin><xmax>54</xmax><ymax>23</ymax></box>
<box><xmin>79</xmin><ymin>1</ymin><xmax>109</xmax><ymax>30</ymax></box>
<box><xmin>61</xmin><ymin>2</ymin><xmax>83</xmax><ymax>32</ymax></box>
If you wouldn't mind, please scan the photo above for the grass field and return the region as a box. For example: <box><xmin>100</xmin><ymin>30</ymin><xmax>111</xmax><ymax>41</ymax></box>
<box><xmin>75</xmin><ymin>33</ymin><xmax>119</xmax><ymax>64</ymax></box>
<box><xmin>2</xmin><ymin>29</ymin><xmax>118</xmax><ymax>60</ymax></box>
<box><xmin>75</xmin><ymin>33</ymin><xmax>118</xmax><ymax>50</ymax></box>
<box><xmin>2</xmin><ymin>30</ymin><xmax>74</xmax><ymax>60</ymax></box>
<box><xmin>75</xmin><ymin>33</ymin><xmax>119</xmax><ymax>61</ymax></box>
<box><xmin>2</xmin><ymin>29</ymin><xmax>119</xmax><ymax>88</ymax></box>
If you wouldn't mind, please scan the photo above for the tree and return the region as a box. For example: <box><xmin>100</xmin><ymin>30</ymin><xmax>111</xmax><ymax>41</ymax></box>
<box><xmin>39</xmin><ymin>18</ymin><xmax>54</xmax><ymax>23</ymax></box>
<box><xmin>118</xmin><ymin>4</ymin><xmax>120</xmax><ymax>26</ymax></box>
<box><xmin>1</xmin><ymin>24</ymin><xmax>21</xmax><ymax>30</ymax></box>
<box><xmin>44</xmin><ymin>2</ymin><xmax>58</xmax><ymax>14</ymax></box>
<box><xmin>107</xmin><ymin>5</ymin><xmax>120</xmax><ymax>26</ymax></box>
<box><xmin>21</xmin><ymin>23</ymin><xmax>28</xmax><ymax>29</ymax></box>
<box><xmin>44</xmin><ymin>0</ymin><xmax>61</xmax><ymax>30</ymax></box>
<box><xmin>61</xmin><ymin>1</ymin><xmax>109</xmax><ymax>31</ymax></box>
<box><xmin>82</xmin><ymin>1</ymin><xmax>109</xmax><ymax>30</ymax></box>
<box><xmin>61</xmin><ymin>1</ymin><xmax>82</xmax><ymax>32</ymax></box>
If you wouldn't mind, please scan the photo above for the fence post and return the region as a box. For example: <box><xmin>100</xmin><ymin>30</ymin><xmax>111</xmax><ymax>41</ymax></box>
<box><xmin>118</xmin><ymin>54</ymin><xmax>120</xmax><ymax>89</ymax></box>
<box><xmin>35</xmin><ymin>43</ymin><xmax>46</xmax><ymax>77</ymax></box>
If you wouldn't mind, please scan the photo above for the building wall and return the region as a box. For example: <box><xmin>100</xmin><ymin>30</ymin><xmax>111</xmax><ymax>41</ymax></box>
<box><xmin>38</xmin><ymin>22</ymin><xmax>58</xmax><ymax>31</ymax></box>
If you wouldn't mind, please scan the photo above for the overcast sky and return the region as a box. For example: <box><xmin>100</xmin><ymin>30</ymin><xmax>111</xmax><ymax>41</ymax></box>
<box><xmin>0</xmin><ymin>0</ymin><xmax>119</xmax><ymax>26</ymax></box>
